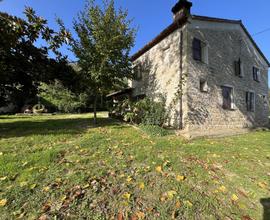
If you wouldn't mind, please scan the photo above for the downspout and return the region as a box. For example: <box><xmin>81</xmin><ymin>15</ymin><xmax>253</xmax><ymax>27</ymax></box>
<box><xmin>178</xmin><ymin>25</ymin><xmax>184</xmax><ymax>130</ymax></box>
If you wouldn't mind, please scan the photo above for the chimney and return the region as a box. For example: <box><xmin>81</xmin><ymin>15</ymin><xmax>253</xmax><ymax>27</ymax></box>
<box><xmin>171</xmin><ymin>0</ymin><xmax>192</xmax><ymax>21</ymax></box>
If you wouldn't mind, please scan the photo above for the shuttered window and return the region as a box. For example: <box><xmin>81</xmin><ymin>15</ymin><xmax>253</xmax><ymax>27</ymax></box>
<box><xmin>192</xmin><ymin>38</ymin><xmax>202</xmax><ymax>61</ymax></box>
<box><xmin>246</xmin><ymin>92</ymin><xmax>255</xmax><ymax>112</ymax></box>
<box><xmin>222</xmin><ymin>86</ymin><xmax>234</xmax><ymax>110</ymax></box>
<box><xmin>253</xmin><ymin>67</ymin><xmax>260</xmax><ymax>82</ymax></box>
<box><xmin>234</xmin><ymin>59</ymin><xmax>243</xmax><ymax>77</ymax></box>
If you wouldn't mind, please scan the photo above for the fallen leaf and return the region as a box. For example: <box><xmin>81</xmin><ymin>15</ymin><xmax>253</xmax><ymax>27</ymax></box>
<box><xmin>176</xmin><ymin>175</ymin><xmax>186</xmax><ymax>182</ymax></box>
<box><xmin>126</xmin><ymin>176</ymin><xmax>133</xmax><ymax>183</ymax></box>
<box><xmin>136</xmin><ymin>211</ymin><xmax>145</xmax><ymax>219</ymax></box>
<box><xmin>155</xmin><ymin>166</ymin><xmax>162</xmax><ymax>173</ymax></box>
<box><xmin>117</xmin><ymin>212</ymin><xmax>124</xmax><ymax>220</ymax></box>
<box><xmin>166</xmin><ymin>190</ymin><xmax>177</xmax><ymax>200</ymax></box>
<box><xmin>22</xmin><ymin>162</ymin><xmax>28</xmax><ymax>167</ymax></box>
<box><xmin>0</xmin><ymin>176</ymin><xmax>7</xmax><ymax>181</ymax></box>
<box><xmin>122</xmin><ymin>192</ymin><xmax>131</xmax><ymax>200</ymax></box>
<box><xmin>139</xmin><ymin>182</ymin><xmax>145</xmax><ymax>190</ymax></box>
<box><xmin>83</xmin><ymin>184</ymin><xmax>90</xmax><ymax>189</ymax></box>
<box><xmin>38</xmin><ymin>214</ymin><xmax>50</xmax><ymax>220</ymax></box>
<box><xmin>184</xmin><ymin>200</ymin><xmax>193</xmax><ymax>207</ymax></box>
<box><xmin>20</xmin><ymin>181</ymin><xmax>28</xmax><ymax>187</ymax></box>
<box><xmin>41</xmin><ymin>202</ymin><xmax>51</xmax><ymax>212</ymax></box>
<box><xmin>42</xmin><ymin>186</ymin><xmax>50</xmax><ymax>192</ymax></box>
<box><xmin>219</xmin><ymin>185</ymin><xmax>227</xmax><ymax>193</ymax></box>
<box><xmin>163</xmin><ymin>160</ymin><xmax>171</xmax><ymax>167</ymax></box>
<box><xmin>0</xmin><ymin>199</ymin><xmax>7</xmax><ymax>207</ymax></box>
<box><xmin>30</xmin><ymin>183</ymin><xmax>37</xmax><ymax>189</ymax></box>
<box><xmin>175</xmin><ymin>200</ymin><xmax>181</xmax><ymax>208</ymax></box>
<box><xmin>258</xmin><ymin>182</ymin><xmax>267</xmax><ymax>189</ymax></box>
<box><xmin>160</xmin><ymin>196</ymin><xmax>166</xmax><ymax>202</ymax></box>
<box><xmin>231</xmin><ymin>194</ymin><xmax>239</xmax><ymax>202</ymax></box>
<box><xmin>241</xmin><ymin>215</ymin><xmax>253</xmax><ymax>220</ymax></box>
<box><xmin>60</xmin><ymin>195</ymin><xmax>67</xmax><ymax>202</ymax></box>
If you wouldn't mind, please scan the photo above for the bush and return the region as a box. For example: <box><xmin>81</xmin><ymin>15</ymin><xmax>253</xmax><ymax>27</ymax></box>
<box><xmin>122</xmin><ymin>97</ymin><xmax>167</xmax><ymax>126</ymax></box>
<box><xmin>38</xmin><ymin>81</ymin><xmax>87</xmax><ymax>113</ymax></box>
<box><xmin>139</xmin><ymin>125</ymin><xmax>169</xmax><ymax>137</ymax></box>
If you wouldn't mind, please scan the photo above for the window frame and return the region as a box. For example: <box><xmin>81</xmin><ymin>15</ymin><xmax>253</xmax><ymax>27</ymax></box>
<box><xmin>133</xmin><ymin>64</ymin><xmax>142</xmax><ymax>81</ymax></box>
<box><xmin>221</xmin><ymin>85</ymin><xmax>235</xmax><ymax>110</ymax></box>
<box><xmin>246</xmin><ymin>91</ymin><xmax>255</xmax><ymax>112</ymax></box>
<box><xmin>234</xmin><ymin>59</ymin><xmax>244</xmax><ymax>78</ymax></box>
<box><xmin>253</xmin><ymin>66</ymin><xmax>260</xmax><ymax>82</ymax></box>
<box><xmin>199</xmin><ymin>79</ymin><xmax>209</xmax><ymax>93</ymax></box>
<box><xmin>261</xmin><ymin>94</ymin><xmax>268</xmax><ymax>107</ymax></box>
<box><xmin>192</xmin><ymin>38</ymin><xmax>202</xmax><ymax>62</ymax></box>
<box><xmin>192</xmin><ymin>38</ymin><xmax>209</xmax><ymax>64</ymax></box>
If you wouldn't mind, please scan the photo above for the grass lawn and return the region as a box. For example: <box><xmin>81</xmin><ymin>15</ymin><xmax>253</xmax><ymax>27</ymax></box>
<box><xmin>0</xmin><ymin>113</ymin><xmax>269</xmax><ymax>219</ymax></box>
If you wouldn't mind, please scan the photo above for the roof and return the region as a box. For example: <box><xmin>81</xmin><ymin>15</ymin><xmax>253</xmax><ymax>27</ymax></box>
<box><xmin>131</xmin><ymin>14</ymin><xmax>270</xmax><ymax>67</ymax></box>
<box><xmin>192</xmin><ymin>15</ymin><xmax>270</xmax><ymax>67</ymax></box>
<box><xmin>131</xmin><ymin>15</ymin><xmax>188</xmax><ymax>61</ymax></box>
<box><xmin>106</xmin><ymin>88</ymin><xmax>133</xmax><ymax>98</ymax></box>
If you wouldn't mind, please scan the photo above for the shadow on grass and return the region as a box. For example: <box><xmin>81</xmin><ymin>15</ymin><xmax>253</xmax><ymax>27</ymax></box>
<box><xmin>261</xmin><ymin>198</ymin><xmax>270</xmax><ymax>220</ymax></box>
<box><xmin>0</xmin><ymin>116</ymin><xmax>33</xmax><ymax>120</ymax></box>
<box><xmin>0</xmin><ymin>117</ymin><xmax>124</xmax><ymax>139</ymax></box>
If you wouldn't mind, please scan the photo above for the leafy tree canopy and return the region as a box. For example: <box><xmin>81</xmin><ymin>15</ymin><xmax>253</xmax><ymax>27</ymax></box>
<box><xmin>0</xmin><ymin>8</ymin><xmax>73</xmax><ymax>109</ymax></box>
<box><xmin>70</xmin><ymin>0</ymin><xmax>136</xmax><ymax>123</ymax></box>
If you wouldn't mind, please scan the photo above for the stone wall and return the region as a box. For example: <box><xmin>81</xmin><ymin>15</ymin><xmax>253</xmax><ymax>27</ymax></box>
<box><xmin>129</xmin><ymin>27</ymin><xmax>186</xmax><ymax>128</ymax></box>
<box><xmin>183</xmin><ymin>19</ymin><xmax>269</xmax><ymax>137</ymax></box>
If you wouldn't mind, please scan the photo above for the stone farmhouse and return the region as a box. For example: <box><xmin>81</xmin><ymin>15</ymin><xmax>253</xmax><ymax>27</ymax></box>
<box><xmin>109</xmin><ymin>0</ymin><xmax>270</xmax><ymax>138</ymax></box>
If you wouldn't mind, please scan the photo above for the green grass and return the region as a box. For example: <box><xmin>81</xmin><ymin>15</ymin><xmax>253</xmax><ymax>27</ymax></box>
<box><xmin>0</xmin><ymin>113</ymin><xmax>269</xmax><ymax>219</ymax></box>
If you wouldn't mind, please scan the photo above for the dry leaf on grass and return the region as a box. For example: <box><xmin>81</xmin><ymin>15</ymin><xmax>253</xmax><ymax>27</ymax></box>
<box><xmin>0</xmin><ymin>199</ymin><xmax>7</xmax><ymax>207</ymax></box>
<box><xmin>176</xmin><ymin>175</ymin><xmax>186</xmax><ymax>182</ymax></box>
<box><xmin>155</xmin><ymin>166</ymin><xmax>162</xmax><ymax>173</ymax></box>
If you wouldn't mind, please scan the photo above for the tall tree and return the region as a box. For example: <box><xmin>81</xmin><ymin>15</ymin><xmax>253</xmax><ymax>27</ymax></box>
<box><xmin>0</xmin><ymin>8</ymin><xmax>72</xmax><ymax>109</ymax></box>
<box><xmin>71</xmin><ymin>0</ymin><xmax>136</xmax><ymax>124</ymax></box>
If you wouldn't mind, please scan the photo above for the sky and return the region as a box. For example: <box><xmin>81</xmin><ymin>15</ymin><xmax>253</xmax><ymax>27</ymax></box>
<box><xmin>1</xmin><ymin>0</ymin><xmax>270</xmax><ymax>85</ymax></box>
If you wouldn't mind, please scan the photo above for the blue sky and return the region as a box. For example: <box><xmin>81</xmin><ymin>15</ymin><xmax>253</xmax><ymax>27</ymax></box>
<box><xmin>1</xmin><ymin>0</ymin><xmax>270</xmax><ymax>85</ymax></box>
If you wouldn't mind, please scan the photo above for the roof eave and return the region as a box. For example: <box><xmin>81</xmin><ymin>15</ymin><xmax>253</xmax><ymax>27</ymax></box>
<box><xmin>192</xmin><ymin>15</ymin><xmax>270</xmax><ymax>67</ymax></box>
<box><xmin>130</xmin><ymin>16</ymin><xmax>188</xmax><ymax>61</ymax></box>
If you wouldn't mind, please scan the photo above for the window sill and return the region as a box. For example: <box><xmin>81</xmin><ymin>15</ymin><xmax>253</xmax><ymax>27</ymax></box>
<box><xmin>194</xmin><ymin>59</ymin><xmax>208</xmax><ymax>65</ymax></box>
<box><xmin>222</xmin><ymin>107</ymin><xmax>236</xmax><ymax>111</ymax></box>
<box><xmin>235</xmin><ymin>75</ymin><xmax>244</xmax><ymax>78</ymax></box>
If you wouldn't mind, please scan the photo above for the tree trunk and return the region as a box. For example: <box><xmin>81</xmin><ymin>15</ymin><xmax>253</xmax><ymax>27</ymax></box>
<box><xmin>93</xmin><ymin>95</ymin><xmax>97</xmax><ymax>125</ymax></box>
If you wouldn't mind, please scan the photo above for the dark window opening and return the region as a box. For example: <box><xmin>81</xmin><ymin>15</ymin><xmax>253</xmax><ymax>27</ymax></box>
<box><xmin>192</xmin><ymin>38</ymin><xmax>202</xmax><ymax>61</ymax></box>
<box><xmin>234</xmin><ymin>59</ymin><xmax>243</xmax><ymax>77</ymax></box>
<box><xmin>134</xmin><ymin>65</ymin><xmax>142</xmax><ymax>81</ymax></box>
<box><xmin>200</xmin><ymin>79</ymin><xmax>208</xmax><ymax>92</ymax></box>
<box><xmin>246</xmin><ymin>92</ymin><xmax>255</xmax><ymax>112</ymax></box>
<box><xmin>222</xmin><ymin>86</ymin><xmax>233</xmax><ymax>110</ymax></box>
<box><xmin>253</xmin><ymin>67</ymin><xmax>260</xmax><ymax>82</ymax></box>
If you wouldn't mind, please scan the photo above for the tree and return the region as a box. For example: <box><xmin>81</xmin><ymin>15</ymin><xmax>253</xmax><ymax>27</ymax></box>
<box><xmin>70</xmin><ymin>0</ymin><xmax>136</xmax><ymax>124</ymax></box>
<box><xmin>38</xmin><ymin>80</ymin><xmax>87</xmax><ymax>113</ymax></box>
<box><xmin>0</xmin><ymin>8</ymin><xmax>72</xmax><ymax>110</ymax></box>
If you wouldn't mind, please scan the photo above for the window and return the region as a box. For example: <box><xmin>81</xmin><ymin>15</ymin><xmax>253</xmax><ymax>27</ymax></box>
<box><xmin>253</xmin><ymin>67</ymin><xmax>260</xmax><ymax>82</ymax></box>
<box><xmin>246</xmin><ymin>91</ymin><xmax>255</xmax><ymax>112</ymax></box>
<box><xmin>193</xmin><ymin>38</ymin><xmax>202</xmax><ymax>61</ymax></box>
<box><xmin>234</xmin><ymin>59</ymin><xmax>244</xmax><ymax>77</ymax></box>
<box><xmin>262</xmin><ymin>94</ymin><xmax>268</xmax><ymax>107</ymax></box>
<box><xmin>221</xmin><ymin>86</ymin><xmax>234</xmax><ymax>110</ymax></box>
<box><xmin>200</xmin><ymin>79</ymin><xmax>209</xmax><ymax>92</ymax></box>
<box><xmin>192</xmin><ymin>38</ymin><xmax>208</xmax><ymax>64</ymax></box>
<box><xmin>133</xmin><ymin>65</ymin><xmax>142</xmax><ymax>80</ymax></box>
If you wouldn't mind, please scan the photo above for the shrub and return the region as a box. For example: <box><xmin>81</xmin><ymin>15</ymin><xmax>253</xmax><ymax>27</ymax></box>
<box><xmin>139</xmin><ymin>125</ymin><xmax>169</xmax><ymax>137</ymax></box>
<box><xmin>38</xmin><ymin>81</ymin><xmax>87</xmax><ymax>113</ymax></box>
<box><xmin>122</xmin><ymin>97</ymin><xmax>167</xmax><ymax>126</ymax></box>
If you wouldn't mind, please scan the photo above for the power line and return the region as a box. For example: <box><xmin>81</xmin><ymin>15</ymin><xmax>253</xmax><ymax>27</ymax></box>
<box><xmin>252</xmin><ymin>27</ymin><xmax>270</xmax><ymax>37</ymax></box>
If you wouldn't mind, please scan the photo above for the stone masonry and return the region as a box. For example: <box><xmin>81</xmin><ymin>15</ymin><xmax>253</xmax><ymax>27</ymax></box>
<box><xmin>129</xmin><ymin>1</ymin><xmax>269</xmax><ymax>138</ymax></box>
